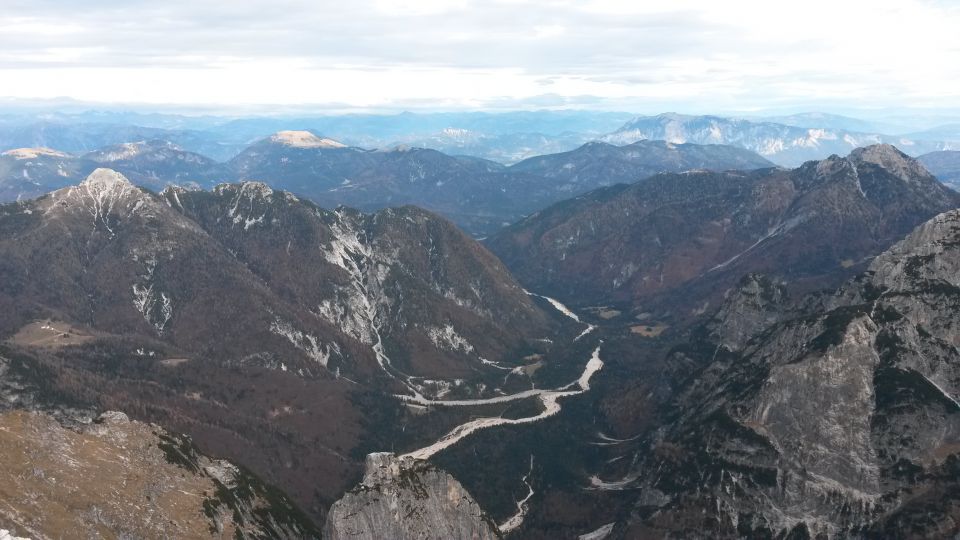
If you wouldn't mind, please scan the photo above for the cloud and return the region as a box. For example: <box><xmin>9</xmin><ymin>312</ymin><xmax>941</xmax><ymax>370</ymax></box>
<box><xmin>0</xmin><ymin>0</ymin><xmax>958</xmax><ymax>112</ymax></box>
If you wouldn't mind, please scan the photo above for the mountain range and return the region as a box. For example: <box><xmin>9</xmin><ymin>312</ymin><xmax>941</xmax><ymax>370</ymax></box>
<box><xmin>508</xmin><ymin>139</ymin><xmax>773</xmax><ymax>191</ymax></box>
<box><xmin>3</xmin><ymin>109</ymin><xmax>960</xmax><ymax>169</ymax></box>
<box><xmin>0</xmin><ymin>139</ymin><xmax>224</xmax><ymax>201</ymax></box>
<box><xmin>2</xmin><ymin>122</ymin><xmax>960</xmax><ymax>538</ymax></box>
<box><xmin>603</xmin><ymin>113</ymin><xmax>958</xmax><ymax>167</ymax></box>
<box><xmin>0</xmin><ymin>168</ymin><xmax>583</xmax><ymax>528</ymax></box>
<box><xmin>1</xmin><ymin>132</ymin><xmax>777</xmax><ymax>235</ymax></box>
<box><xmin>591</xmin><ymin>207</ymin><xmax>960</xmax><ymax>537</ymax></box>
<box><xmin>487</xmin><ymin>145</ymin><xmax>960</xmax><ymax>321</ymax></box>
<box><xmin>229</xmin><ymin>132</ymin><xmax>775</xmax><ymax>234</ymax></box>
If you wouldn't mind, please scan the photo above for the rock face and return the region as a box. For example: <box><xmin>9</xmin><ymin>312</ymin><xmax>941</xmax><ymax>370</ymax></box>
<box><xmin>601</xmin><ymin>209</ymin><xmax>960</xmax><ymax>538</ymax></box>
<box><xmin>487</xmin><ymin>145</ymin><xmax>960</xmax><ymax>319</ymax></box>
<box><xmin>324</xmin><ymin>453</ymin><xmax>500</xmax><ymax>540</ymax></box>
<box><xmin>0</xmin><ymin>409</ymin><xmax>318</xmax><ymax>539</ymax></box>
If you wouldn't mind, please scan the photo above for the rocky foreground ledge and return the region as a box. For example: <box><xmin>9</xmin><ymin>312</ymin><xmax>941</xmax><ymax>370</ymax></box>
<box><xmin>324</xmin><ymin>453</ymin><xmax>501</xmax><ymax>539</ymax></box>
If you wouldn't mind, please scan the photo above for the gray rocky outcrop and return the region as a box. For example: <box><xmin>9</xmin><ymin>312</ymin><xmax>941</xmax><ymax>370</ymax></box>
<box><xmin>324</xmin><ymin>453</ymin><xmax>500</xmax><ymax>540</ymax></box>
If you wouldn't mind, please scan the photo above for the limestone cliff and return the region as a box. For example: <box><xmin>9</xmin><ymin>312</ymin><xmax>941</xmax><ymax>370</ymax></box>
<box><xmin>324</xmin><ymin>453</ymin><xmax>501</xmax><ymax>540</ymax></box>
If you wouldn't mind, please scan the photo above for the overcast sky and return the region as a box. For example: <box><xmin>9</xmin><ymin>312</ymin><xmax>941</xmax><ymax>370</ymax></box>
<box><xmin>2</xmin><ymin>0</ymin><xmax>959</xmax><ymax>113</ymax></box>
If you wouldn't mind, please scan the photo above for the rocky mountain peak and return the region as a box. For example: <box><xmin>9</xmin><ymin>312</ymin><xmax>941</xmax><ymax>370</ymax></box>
<box><xmin>323</xmin><ymin>452</ymin><xmax>500</xmax><ymax>540</ymax></box>
<box><xmin>848</xmin><ymin>144</ymin><xmax>933</xmax><ymax>184</ymax></box>
<box><xmin>360</xmin><ymin>452</ymin><xmax>416</xmax><ymax>487</ymax></box>
<box><xmin>80</xmin><ymin>167</ymin><xmax>136</xmax><ymax>192</ymax></box>
<box><xmin>224</xmin><ymin>180</ymin><xmax>274</xmax><ymax>197</ymax></box>
<box><xmin>813</xmin><ymin>151</ymin><xmax>856</xmax><ymax>175</ymax></box>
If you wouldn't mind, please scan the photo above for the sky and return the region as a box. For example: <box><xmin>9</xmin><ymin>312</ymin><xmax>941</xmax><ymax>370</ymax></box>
<box><xmin>2</xmin><ymin>0</ymin><xmax>960</xmax><ymax>114</ymax></box>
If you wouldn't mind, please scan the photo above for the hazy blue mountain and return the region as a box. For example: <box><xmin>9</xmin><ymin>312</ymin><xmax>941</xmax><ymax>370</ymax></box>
<box><xmin>604</xmin><ymin>113</ymin><xmax>956</xmax><ymax>166</ymax></box>
<box><xmin>387</xmin><ymin>128</ymin><xmax>593</xmax><ymax>163</ymax></box>
<box><xmin>0</xmin><ymin>147</ymin><xmax>96</xmax><ymax>201</ymax></box>
<box><xmin>0</xmin><ymin>121</ymin><xmax>241</xmax><ymax>161</ymax></box>
<box><xmin>509</xmin><ymin>139</ymin><xmax>773</xmax><ymax>189</ymax></box>
<box><xmin>0</xmin><ymin>110</ymin><xmax>634</xmax><ymax>164</ymax></box>
<box><xmin>918</xmin><ymin>150</ymin><xmax>960</xmax><ymax>189</ymax></box>
<box><xmin>83</xmin><ymin>139</ymin><xmax>229</xmax><ymax>190</ymax></box>
<box><xmin>757</xmin><ymin>112</ymin><xmax>907</xmax><ymax>134</ymax></box>
<box><xmin>905</xmin><ymin>124</ymin><xmax>960</xmax><ymax>143</ymax></box>
<box><xmin>228</xmin><ymin>131</ymin><xmax>774</xmax><ymax>234</ymax></box>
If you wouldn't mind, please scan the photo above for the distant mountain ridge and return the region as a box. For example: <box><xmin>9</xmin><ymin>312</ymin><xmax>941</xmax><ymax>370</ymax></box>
<box><xmin>509</xmin><ymin>139</ymin><xmax>773</xmax><ymax>190</ymax></box>
<box><xmin>0</xmin><ymin>110</ymin><xmax>636</xmax><ymax>163</ymax></box>
<box><xmin>85</xmin><ymin>139</ymin><xmax>226</xmax><ymax>189</ymax></box>
<box><xmin>604</xmin><ymin>113</ymin><xmax>958</xmax><ymax>166</ymax></box>
<box><xmin>919</xmin><ymin>150</ymin><xmax>960</xmax><ymax>190</ymax></box>
<box><xmin>3</xmin><ymin>109</ymin><xmax>959</xmax><ymax>168</ymax></box>
<box><xmin>1</xmin><ymin>134</ymin><xmax>778</xmax><ymax>235</ymax></box>
<box><xmin>3</xmin><ymin>120</ymin><xmax>956</xmax><ymax>236</ymax></box>
<box><xmin>228</xmin><ymin>133</ymin><xmax>776</xmax><ymax>234</ymax></box>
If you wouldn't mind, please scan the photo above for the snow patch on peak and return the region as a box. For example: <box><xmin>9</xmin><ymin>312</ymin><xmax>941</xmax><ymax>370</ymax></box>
<box><xmin>270</xmin><ymin>130</ymin><xmax>346</xmax><ymax>149</ymax></box>
<box><xmin>2</xmin><ymin>147</ymin><xmax>69</xmax><ymax>160</ymax></box>
<box><xmin>81</xmin><ymin>168</ymin><xmax>135</xmax><ymax>191</ymax></box>
<box><xmin>48</xmin><ymin>168</ymin><xmax>147</xmax><ymax>235</ymax></box>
